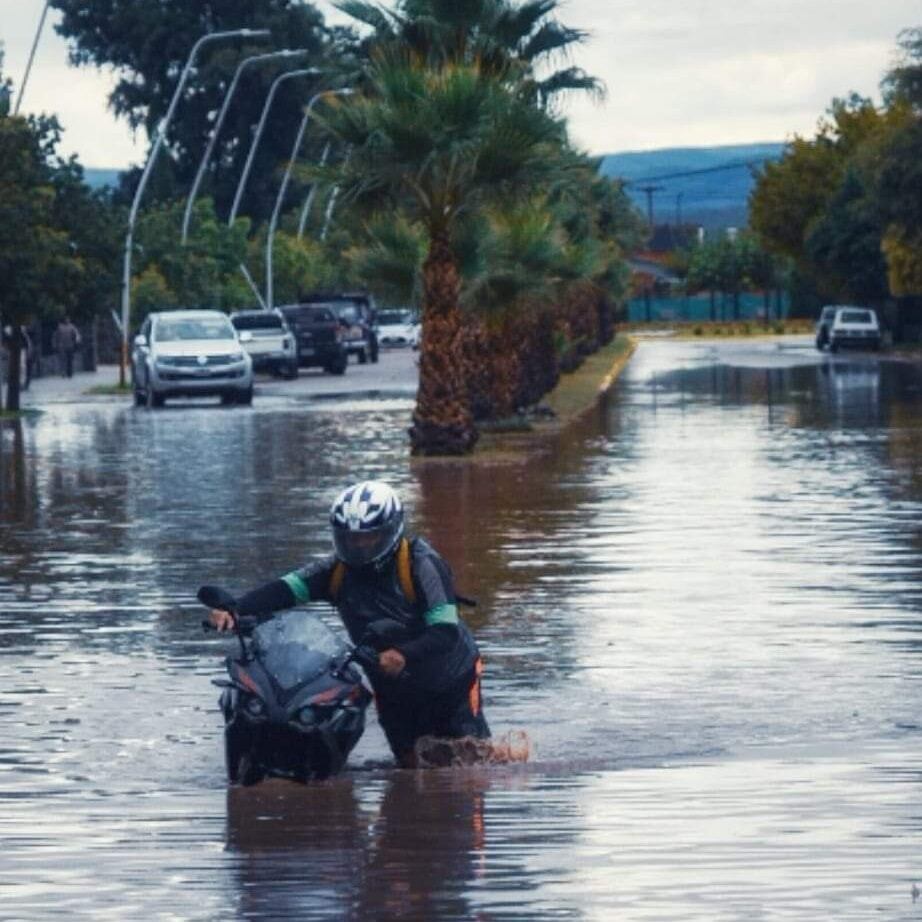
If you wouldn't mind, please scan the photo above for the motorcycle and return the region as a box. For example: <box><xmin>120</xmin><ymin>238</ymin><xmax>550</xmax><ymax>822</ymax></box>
<box><xmin>198</xmin><ymin>585</ymin><xmax>378</xmax><ymax>785</ymax></box>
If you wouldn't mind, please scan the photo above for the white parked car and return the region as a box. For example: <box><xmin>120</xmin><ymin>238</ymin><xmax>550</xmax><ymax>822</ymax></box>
<box><xmin>231</xmin><ymin>309</ymin><xmax>298</xmax><ymax>378</ymax></box>
<box><xmin>815</xmin><ymin>305</ymin><xmax>881</xmax><ymax>352</ymax></box>
<box><xmin>131</xmin><ymin>310</ymin><xmax>253</xmax><ymax>408</ymax></box>
<box><xmin>377</xmin><ymin>309</ymin><xmax>420</xmax><ymax>348</ymax></box>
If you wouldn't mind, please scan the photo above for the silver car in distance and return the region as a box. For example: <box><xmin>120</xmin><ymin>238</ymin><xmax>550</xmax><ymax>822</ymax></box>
<box><xmin>131</xmin><ymin>310</ymin><xmax>254</xmax><ymax>408</ymax></box>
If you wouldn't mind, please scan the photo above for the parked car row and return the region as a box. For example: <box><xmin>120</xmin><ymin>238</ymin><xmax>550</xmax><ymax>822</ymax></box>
<box><xmin>130</xmin><ymin>297</ymin><xmax>412</xmax><ymax>408</ymax></box>
<box><xmin>815</xmin><ymin>305</ymin><xmax>882</xmax><ymax>353</ymax></box>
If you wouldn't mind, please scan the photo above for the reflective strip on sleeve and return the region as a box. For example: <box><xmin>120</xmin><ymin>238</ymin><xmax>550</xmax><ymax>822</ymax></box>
<box><xmin>423</xmin><ymin>602</ymin><xmax>458</xmax><ymax>627</ymax></box>
<box><xmin>282</xmin><ymin>572</ymin><xmax>311</xmax><ymax>604</ymax></box>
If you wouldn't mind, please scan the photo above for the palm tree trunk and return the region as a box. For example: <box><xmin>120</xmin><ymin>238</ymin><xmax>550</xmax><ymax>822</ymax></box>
<box><xmin>410</xmin><ymin>233</ymin><xmax>478</xmax><ymax>455</ymax></box>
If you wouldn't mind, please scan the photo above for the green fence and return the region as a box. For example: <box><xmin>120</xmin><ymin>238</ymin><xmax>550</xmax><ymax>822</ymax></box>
<box><xmin>628</xmin><ymin>292</ymin><xmax>790</xmax><ymax>324</ymax></box>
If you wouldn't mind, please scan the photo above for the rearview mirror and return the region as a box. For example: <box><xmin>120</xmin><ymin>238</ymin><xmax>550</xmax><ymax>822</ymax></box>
<box><xmin>133</xmin><ymin>333</ymin><xmax>147</xmax><ymax>347</ymax></box>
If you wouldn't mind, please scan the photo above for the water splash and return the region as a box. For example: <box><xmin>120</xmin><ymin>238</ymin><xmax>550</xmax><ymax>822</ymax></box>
<box><xmin>414</xmin><ymin>731</ymin><xmax>531</xmax><ymax>768</ymax></box>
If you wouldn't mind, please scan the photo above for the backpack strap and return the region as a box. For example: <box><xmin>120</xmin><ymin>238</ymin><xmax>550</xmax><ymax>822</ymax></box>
<box><xmin>329</xmin><ymin>537</ymin><xmax>417</xmax><ymax>605</ymax></box>
<box><xmin>396</xmin><ymin>537</ymin><xmax>417</xmax><ymax>605</ymax></box>
<box><xmin>329</xmin><ymin>560</ymin><xmax>346</xmax><ymax>600</ymax></box>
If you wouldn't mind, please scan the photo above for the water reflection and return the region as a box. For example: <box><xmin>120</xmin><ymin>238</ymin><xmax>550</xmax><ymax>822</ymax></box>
<box><xmin>2</xmin><ymin>341</ymin><xmax>922</xmax><ymax>919</ymax></box>
<box><xmin>224</xmin><ymin>770</ymin><xmax>571</xmax><ymax>921</ymax></box>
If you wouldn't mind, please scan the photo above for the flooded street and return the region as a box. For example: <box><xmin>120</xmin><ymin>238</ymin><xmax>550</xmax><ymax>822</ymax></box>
<box><xmin>2</xmin><ymin>338</ymin><xmax>921</xmax><ymax>919</ymax></box>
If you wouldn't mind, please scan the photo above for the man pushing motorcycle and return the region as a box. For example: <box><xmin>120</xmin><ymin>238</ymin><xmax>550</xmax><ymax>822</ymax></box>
<box><xmin>207</xmin><ymin>480</ymin><xmax>490</xmax><ymax>767</ymax></box>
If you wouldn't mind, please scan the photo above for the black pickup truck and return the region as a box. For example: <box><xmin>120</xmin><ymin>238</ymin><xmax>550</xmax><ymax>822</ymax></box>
<box><xmin>299</xmin><ymin>292</ymin><xmax>379</xmax><ymax>364</ymax></box>
<box><xmin>278</xmin><ymin>304</ymin><xmax>348</xmax><ymax>375</ymax></box>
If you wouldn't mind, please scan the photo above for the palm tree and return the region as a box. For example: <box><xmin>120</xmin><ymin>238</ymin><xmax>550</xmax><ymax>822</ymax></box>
<box><xmin>337</xmin><ymin>0</ymin><xmax>604</xmax><ymax>106</ymax></box>
<box><xmin>319</xmin><ymin>55</ymin><xmax>566</xmax><ymax>453</ymax></box>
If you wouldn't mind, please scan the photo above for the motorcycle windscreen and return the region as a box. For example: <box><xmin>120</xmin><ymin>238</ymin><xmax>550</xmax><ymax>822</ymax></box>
<box><xmin>251</xmin><ymin>612</ymin><xmax>347</xmax><ymax>690</ymax></box>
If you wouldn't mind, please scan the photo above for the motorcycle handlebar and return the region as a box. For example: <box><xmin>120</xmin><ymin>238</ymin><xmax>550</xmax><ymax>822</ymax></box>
<box><xmin>201</xmin><ymin>615</ymin><xmax>259</xmax><ymax>635</ymax></box>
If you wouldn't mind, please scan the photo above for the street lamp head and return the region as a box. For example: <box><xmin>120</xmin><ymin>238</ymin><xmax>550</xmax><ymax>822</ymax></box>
<box><xmin>238</xmin><ymin>28</ymin><xmax>271</xmax><ymax>38</ymax></box>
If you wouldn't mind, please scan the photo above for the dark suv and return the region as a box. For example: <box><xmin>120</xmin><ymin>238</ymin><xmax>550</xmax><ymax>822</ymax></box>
<box><xmin>278</xmin><ymin>304</ymin><xmax>349</xmax><ymax>375</ymax></box>
<box><xmin>299</xmin><ymin>293</ymin><xmax>379</xmax><ymax>364</ymax></box>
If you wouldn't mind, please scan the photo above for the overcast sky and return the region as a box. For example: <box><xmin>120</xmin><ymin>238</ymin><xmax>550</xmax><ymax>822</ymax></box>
<box><xmin>1</xmin><ymin>0</ymin><xmax>918</xmax><ymax>167</ymax></box>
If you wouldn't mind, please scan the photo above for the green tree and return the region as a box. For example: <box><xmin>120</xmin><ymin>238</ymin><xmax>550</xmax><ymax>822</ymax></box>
<box><xmin>883</xmin><ymin>27</ymin><xmax>922</xmax><ymax>109</ymax></box>
<box><xmin>51</xmin><ymin>0</ymin><xmax>336</xmax><ymax>223</ymax></box>
<box><xmin>0</xmin><ymin>114</ymin><xmax>75</xmax><ymax>410</ymax></box>
<box><xmin>877</xmin><ymin>31</ymin><xmax>922</xmax><ymax>300</ymax></box>
<box><xmin>805</xmin><ymin>167</ymin><xmax>889</xmax><ymax>303</ymax></box>
<box><xmin>750</xmin><ymin>95</ymin><xmax>907</xmax><ymax>310</ymax></box>
<box><xmin>130</xmin><ymin>198</ymin><xmax>252</xmax><ymax>320</ymax></box>
<box><xmin>344</xmin><ymin>214</ymin><xmax>427</xmax><ymax>307</ymax></box>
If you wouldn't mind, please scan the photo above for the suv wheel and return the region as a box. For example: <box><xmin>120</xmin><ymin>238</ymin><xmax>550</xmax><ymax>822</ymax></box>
<box><xmin>370</xmin><ymin>336</ymin><xmax>379</xmax><ymax>363</ymax></box>
<box><xmin>358</xmin><ymin>344</ymin><xmax>369</xmax><ymax>365</ymax></box>
<box><xmin>325</xmin><ymin>356</ymin><xmax>348</xmax><ymax>375</ymax></box>
<box><xmin>237</xmin><ymin>386</ymin><xmax>254</xmax><ymax>406</ymax></box>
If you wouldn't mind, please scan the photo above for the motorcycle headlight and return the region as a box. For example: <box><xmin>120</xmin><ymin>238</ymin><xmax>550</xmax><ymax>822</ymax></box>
<box><xmin>298</xmin><ymin>706</ymin><xmax>317</xmax><ymax>727</ymax></box>
<box><xmin>245</xmin><ymin>696</ymin><xmax>265</xmax><ymax>717</ymax></box>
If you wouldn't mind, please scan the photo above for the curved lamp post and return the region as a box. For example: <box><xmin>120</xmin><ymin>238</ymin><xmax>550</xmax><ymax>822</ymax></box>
<box><xmin>181</xmin><ymin>48</ymin><xmax>309</xmax><ymax>243</ymax></box>
<box><xmin>119</xmin><ymin>27</ymin><xmax>269</xmax><ymax>385</ymax></box>
<box><xmin>14</xmin><ymin>0</ymin><xmax>50</xmax><ymax>115</ymax></box>
<box><xmin>296</xmin><ymin>141</ymin><xmax>330</xmax><ymax>238</ymax></box>
<box><xmin>226</xmin><ymin>67</ymin><xmax>319</xmax><ymax>227</ymax></box>
<box><xmin>266</xmin><ymin>89</ymin><xmax>352</xmax><ymax>309</ymax></box>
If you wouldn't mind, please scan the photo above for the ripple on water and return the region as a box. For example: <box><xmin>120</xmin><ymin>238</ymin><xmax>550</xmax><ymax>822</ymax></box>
<box><xmin>1</xmin><ymin>344</ymin><xmax>921</xmax><ymax>918</ymax></box>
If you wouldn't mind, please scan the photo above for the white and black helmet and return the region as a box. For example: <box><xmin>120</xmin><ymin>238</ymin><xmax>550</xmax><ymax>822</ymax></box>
<box><xmin>330</xmin><ymin>481</ymin><xmax>405</xmax><ymax>568</ymax></box>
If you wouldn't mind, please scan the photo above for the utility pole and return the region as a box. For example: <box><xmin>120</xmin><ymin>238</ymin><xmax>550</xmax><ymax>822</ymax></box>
<box><xmin>636</xmin><ymin>184</ymin><xmax>663</xmax><ymax>228</ymax></box>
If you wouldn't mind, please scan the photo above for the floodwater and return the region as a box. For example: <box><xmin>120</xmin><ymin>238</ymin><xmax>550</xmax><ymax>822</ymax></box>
<box><xmin>1</xmin><ymin>338</ymin><xmax>921</xmax><ymax>920</ymax></box>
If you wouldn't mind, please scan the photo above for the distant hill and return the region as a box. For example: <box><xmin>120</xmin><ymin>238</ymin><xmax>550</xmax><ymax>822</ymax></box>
<box><xmin>82</xmin><ymin>144</ymin><xmax>786</xmax><ymax>230</ymax></box>
<box><xmin>84</xmin><ymin>168</ymin><xmax>121</xmax><ymax>190</ymax></box>
<box><xmin>600</xmin><ymin>142</ymin><xmax>786</xmax><ymax>231</ymax></box>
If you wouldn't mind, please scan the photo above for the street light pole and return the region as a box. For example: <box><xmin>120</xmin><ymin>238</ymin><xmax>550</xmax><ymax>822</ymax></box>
<box><xmin>119</xmin><ymin>27</ymin><xmax>269</xmax><ymax>386</ymax></box>
<box><xmin>296</xmin><ymin>141</ymin><xmax>330</xmax><ymax>238</ymax></box>
<box><xmin>14</xmin><ymin>0</ymin><xmax>50</xmax><ymax>115</ymax></box>
<box><xmin>181</xmin><ymin>48</ymin><xmax>308</xmax><ymax>243</ymax></box>
<box><xmin>227</xmin><ymin>68</ymin><xmax>319</xmax><ymax>227</ymax></box>
<box><xmin>319</xmin><ymin>148</ymin><xmax>351</xmax><ymax>243</ymax></box>
<box><xmin>266</xmin><ymin>89</ymin><xmax>351</xmax><ymax>309</ymax></box>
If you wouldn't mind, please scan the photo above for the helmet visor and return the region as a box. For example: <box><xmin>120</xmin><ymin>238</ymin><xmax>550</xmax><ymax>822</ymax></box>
<box><xmin>333</xmin><ymin>518</ymin><xmax>402</xmax><ymax>568</ymax></box>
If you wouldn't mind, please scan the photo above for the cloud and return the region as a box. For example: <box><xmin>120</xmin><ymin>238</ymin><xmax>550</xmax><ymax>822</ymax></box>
<box><xmin>3</xmin><ymin>0</ymin><xmax>918</xmax><ymax>164</ymax></box>
<box><xmin>563</xmin><ymin>0</ymin><xmax>917</xmax><ymax>151</ymax></box>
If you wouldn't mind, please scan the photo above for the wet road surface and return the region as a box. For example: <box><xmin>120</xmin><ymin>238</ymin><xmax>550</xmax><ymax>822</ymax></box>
<box><xmin>1</xmin><ymin>336</ymin><xmax>921</xmax><ymax>919</ymax></box>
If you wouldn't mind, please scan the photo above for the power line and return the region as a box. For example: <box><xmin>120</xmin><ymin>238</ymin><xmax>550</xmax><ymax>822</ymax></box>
<box><xmin>618</xmin><ymin>155</ymin><xmax>781</xmax><ymax>187</ymax></box>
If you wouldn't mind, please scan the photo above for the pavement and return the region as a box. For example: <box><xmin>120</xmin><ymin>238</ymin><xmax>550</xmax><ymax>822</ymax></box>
<box><xmin>18</xmin><ymin>347</ymin><xmax>419</xmax><ymax>408</ymax></box>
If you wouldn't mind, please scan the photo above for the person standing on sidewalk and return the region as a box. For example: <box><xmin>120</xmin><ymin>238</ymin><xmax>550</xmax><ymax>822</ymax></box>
<box><xmin>52</xmin><ymin>317</ymin><xmax>81</xmax><ymax>378</ymax></box>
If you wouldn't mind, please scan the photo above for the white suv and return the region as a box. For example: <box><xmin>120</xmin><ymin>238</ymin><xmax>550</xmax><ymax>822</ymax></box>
<box><xmin>131</xmin><ymin>310</ymin><xmax>253</xmax><ymax>408</ymax></box>
<box><xmin>815</xmin><ymin>305</ymin><xmax>881</xmax><ymax>353</ymax></box>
